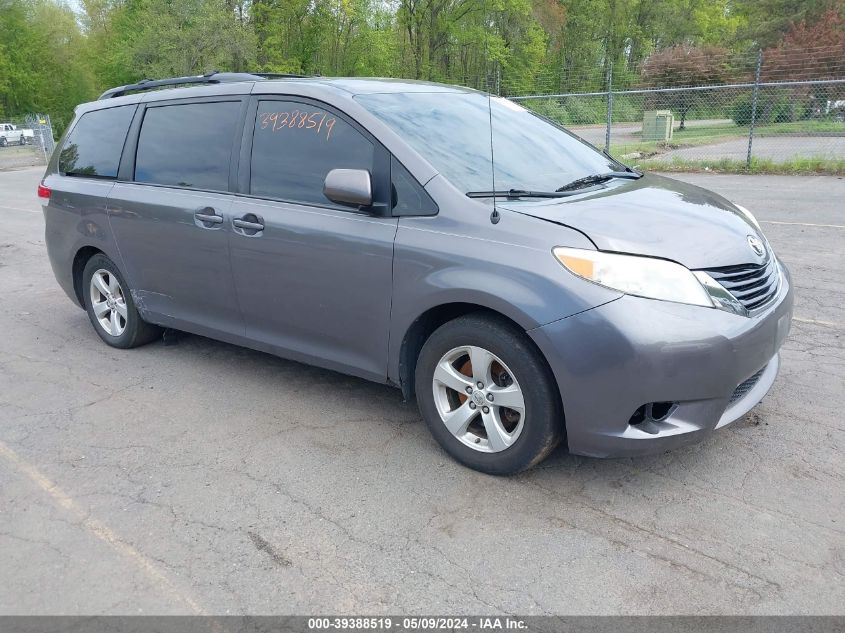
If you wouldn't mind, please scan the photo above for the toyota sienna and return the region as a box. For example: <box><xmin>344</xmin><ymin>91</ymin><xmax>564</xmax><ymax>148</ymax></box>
<box><xmin>40</xmin><ymin>73</ymin><xmax>793</xmax><ymax>474</ymax></box>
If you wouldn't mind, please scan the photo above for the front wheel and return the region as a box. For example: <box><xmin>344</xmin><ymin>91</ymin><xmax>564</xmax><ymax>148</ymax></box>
<box><xmin>415</xmin><ymin>313</ymin><xmax>563</xmax><ymax>475</ymax></box>
<box><xmin>82</xmin><ymin>253</ymin><xmax>161</xmax><ymax>348</ymax></box>
<box><xmin>0</xmin><ymin>137</ymin><xmax>7</xmax><ymax>147</ymax></box>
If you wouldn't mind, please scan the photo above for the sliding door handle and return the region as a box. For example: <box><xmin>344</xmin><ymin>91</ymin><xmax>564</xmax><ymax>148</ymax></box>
<box><xmin>233</xmin><ymin>213</ymin><xmax>265</xmax><ymax>233</ymax></box>
<box><xmin>195</xmin><ymin>208</ymin><xmax>223</xmax><ymax>224</ymax></box>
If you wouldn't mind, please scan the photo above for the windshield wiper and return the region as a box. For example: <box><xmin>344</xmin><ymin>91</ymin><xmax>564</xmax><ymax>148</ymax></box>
<box><xmin>555</xmin><ymin>170</ymin><xmax>641</xmax><ymax>192</ymax></box>
<box><xmin>466</xmin><ymin>188</ymin><xmax>581</xmax><ymax>199</ymax></box>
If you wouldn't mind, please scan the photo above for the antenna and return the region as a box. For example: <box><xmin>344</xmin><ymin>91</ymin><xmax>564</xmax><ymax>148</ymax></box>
<box><xmin>483</xmin><ymin>0</ymin><xmax>498</xmax><ymax>223</ymax></box>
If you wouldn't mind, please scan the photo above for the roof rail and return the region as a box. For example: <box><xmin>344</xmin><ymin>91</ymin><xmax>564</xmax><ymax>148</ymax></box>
<box><xmin>97</xmin><ymin>71</ymin><xmax>265</xmax><ymax>100</ymax></box>
<box><xmin>250</xmin><ymin>72</ymin><xmax>310</xmax><ymax>79</ymax></box>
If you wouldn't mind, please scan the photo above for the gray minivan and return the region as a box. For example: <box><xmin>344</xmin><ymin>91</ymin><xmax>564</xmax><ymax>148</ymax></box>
<box><xmin>40</xmin><ymin>73</ymin><xmax>793</xmax><ymax>474</ymax></box>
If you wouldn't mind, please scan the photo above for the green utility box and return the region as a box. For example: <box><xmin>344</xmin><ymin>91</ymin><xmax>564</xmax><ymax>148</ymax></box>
<box><xmin>642</xmin><ymin>110</ymin><xmax>674</xmax><ymax>142</ymax></box>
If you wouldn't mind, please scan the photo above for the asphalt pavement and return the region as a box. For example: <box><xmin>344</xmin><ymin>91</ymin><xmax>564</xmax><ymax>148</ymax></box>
<box><xmin>565</xmin><ymin>120</ymin><xmax>845</xmax><ymax>162</ymax></box>
<box><xmin>0</xmin><ymin>167</ymin><xmax>843</xmax><ymax>615</ymax></box>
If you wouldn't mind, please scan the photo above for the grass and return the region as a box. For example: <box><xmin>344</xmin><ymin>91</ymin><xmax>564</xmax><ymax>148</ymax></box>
<box><xmin>632</xmin><ymin>156</ymin><xmax>845</xmax><ymax>175</ymax></box>
<box><xmin>660</xmin><ymin>119</ymin><xmax>844</xmax><ymax>141</ymax></box>
<box><xmin>619</xmin><ymin>118</ymin><xmax>845</xmax><ymax>141</ymax></box>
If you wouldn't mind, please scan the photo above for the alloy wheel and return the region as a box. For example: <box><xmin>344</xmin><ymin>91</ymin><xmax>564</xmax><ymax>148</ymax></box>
<box><xmin>431</xmin><ymin>345</ymin><xmax>526</xmax><ymax>453</ymax></box>
<box><xmin>89</xmin><ymin>269</ymin><xmax>128</xmax><ymax>337</ymax></box>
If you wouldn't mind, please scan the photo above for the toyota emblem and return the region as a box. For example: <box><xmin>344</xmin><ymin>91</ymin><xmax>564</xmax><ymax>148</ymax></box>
<box><xmin>747</xmin><ymin>235</ymin><xmax>766</xmax><ymax>258</ymax></box>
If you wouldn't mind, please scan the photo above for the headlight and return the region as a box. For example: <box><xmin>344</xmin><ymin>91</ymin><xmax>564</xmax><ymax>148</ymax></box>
<box><xmin>553</xmin><ymin>247</ymin><xmax>714</xmax><ymax>307</ymax></box>
<box><xmin>554</xmin><ymin>247</ymin><xmax>751</xmax><ymax>315</ymax></box>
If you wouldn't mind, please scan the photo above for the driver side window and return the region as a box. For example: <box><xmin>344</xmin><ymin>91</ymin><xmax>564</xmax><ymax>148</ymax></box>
<box><xmin>249</xmin><ymin>100</ymin><xmax>374</xmax><ymax>209</ymax></box>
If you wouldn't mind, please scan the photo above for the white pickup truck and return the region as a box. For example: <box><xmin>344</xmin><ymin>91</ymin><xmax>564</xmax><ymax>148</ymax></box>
<box><xmin>0</xmin><ymin>123</ymin><xmax>34</xmax><ymax>147</ymax></box>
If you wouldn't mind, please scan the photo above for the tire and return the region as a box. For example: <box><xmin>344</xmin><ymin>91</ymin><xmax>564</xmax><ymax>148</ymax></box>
<box><xmin>0</xmin><ymin>137</ymin><xmax>7</xmax><ymax>147</ymax></box>
<box><xmin>82</xmin><ymin>253</ymin><xmax>161</xmax><ymax>349</ymax></box>
<box><xmin>19</xmin><ymin>137</ymin><xmax>26</xmax><ymax>146</ymax></box>
<box><xmin>415</xmin><ymin>313</ymin><xmax>563</xmax><ymax>475</ymax></box>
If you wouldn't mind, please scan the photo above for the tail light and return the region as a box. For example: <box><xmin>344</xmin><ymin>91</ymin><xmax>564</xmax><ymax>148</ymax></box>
<box><xmin>37</xmin><ymin>183</ymin><xmax>51</xmax><ymax>200</ymax></box>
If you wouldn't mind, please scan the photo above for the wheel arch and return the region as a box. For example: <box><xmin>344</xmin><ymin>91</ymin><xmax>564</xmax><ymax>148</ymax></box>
<box><xmin>71</xmin><ymin>245</ymin><xmax>105</xmax><ymax>307</ymax></box>
<box><xmin>396</xmin><ymin>301</ymin><xmax>553</xmax><ymax>403</ymax></box>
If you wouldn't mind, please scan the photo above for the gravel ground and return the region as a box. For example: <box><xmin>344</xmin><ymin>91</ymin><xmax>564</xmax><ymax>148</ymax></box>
<box><xmin>0</xmin><ymin>145</ymin><xmax>48</xmax><ymax>171</ymax></box>
<box><xmin>0</xmin><ymin>168</ymin><xmax>843</xmax><ymax>615</ymax></box>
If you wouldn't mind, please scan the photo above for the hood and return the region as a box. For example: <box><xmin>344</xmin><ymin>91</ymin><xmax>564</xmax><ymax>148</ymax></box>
<box><xmin>500</xmin><ymin>173</ymin><xmax>766</xmax><ymax>270</ymax></box>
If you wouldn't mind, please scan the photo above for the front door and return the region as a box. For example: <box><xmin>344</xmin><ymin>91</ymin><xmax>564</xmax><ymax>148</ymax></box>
<box><xmin>108</xmin><ymin>98</ymin><xmax>245</xmax><ymax>338</ymax></box>
<box><xmin>229</xmin><ymin>97</ymin><xmax>397</xmax><ymax>381</ymax></box>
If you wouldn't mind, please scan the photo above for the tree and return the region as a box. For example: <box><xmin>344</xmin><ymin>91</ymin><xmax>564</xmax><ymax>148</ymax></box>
<box><xmin>762</xmin><ymin>4</ymin><xmax>845</xmax><ymax>82</ymax></box>
<box><xmin>0</xmin><ymin>0</ymin><xmax>95</xmax><ymax>131</ymax></box>
<box><xmin>761</xmin><ymin>4</ymin><xmax>845</xmax><ymax>120</ymax></box>
<box><xmin>396</xmin><ymin>0</ymin><xmax>486</xmax><ymax>80</ymax></box>
<box><xmin>1</xmin><ymin>0</ymin><xmax>841</xmax><ymax>136</ymax></box>
<box><xmin>732</xmin><ymin>0</ymin><xmax>835</xmax><ymax>48</ymax></box>
<box><xmin>639</xmin><ymin>45</ymin><xmax>730</xmax><ymax>129</ymax></box>
<box><xmin>83</xmin><ymin>0</ymin><xmax>255</xmax><ymax>85</ymax></box>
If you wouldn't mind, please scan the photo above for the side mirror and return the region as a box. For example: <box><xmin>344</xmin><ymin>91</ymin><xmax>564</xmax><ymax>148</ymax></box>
<box><xmin>323</xmin><ymin>169</ymin><xmax>373</xmax><ymax>208</ymax></box>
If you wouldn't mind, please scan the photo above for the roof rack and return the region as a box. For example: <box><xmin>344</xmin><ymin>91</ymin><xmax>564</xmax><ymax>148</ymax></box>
<box><xmin>251</xmin><ymin>72</ymin><xmax>311</xmax><ymax>79</ymax></box>
<box><xmin>97</xmin><ymin>71</ymin><xmax>266</xmax><ymax>100</ymax></box>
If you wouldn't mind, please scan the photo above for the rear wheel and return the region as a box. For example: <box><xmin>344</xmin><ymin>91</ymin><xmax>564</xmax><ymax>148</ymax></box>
<box><xmin>415</xmin><ymin>313</ymin><xmax>563</xmax><ymax>475</ymax></box>
<box><xmin>82</xmin><ymin>253</ymin><xmax>160</xmax><ymax>349</ymax></box>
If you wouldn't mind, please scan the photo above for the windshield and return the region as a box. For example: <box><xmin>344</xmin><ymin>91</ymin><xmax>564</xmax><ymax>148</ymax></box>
<box><xmin>355</xmin><ymin>91</ymin><xmax>619</xmax><ymax>194</ymax></box>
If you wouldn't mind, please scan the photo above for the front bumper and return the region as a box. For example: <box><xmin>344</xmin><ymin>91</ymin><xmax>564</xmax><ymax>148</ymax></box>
<box><xmin>528</xmin><ymin>263</ymin><xmax>794</xmax><ymax>457</ymax></box>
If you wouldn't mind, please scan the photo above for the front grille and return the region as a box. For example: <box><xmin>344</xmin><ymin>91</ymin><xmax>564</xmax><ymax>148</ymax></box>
<box><xmin>699</xmin><ymin>258</ymin><xmax>780</xmax><ymax>312</ymax></box>
<box><xmin>730</xmin><ymin>367</ymin><xmax>765</xmax><ymax>403</ymax></box>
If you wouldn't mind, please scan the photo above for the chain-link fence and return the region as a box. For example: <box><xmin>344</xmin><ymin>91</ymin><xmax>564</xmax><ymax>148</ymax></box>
<box><xmin>0</xmin><ymin>113</ymin><xmax>55</xmax><ymax>170</ymax></box>
<box><xmin>505</xmin><ymin>46</ymin><xmax>845</xmax><ymax>171</ymax></box>
<box><xmin>3</xmin><ymin>47</ymin><xmax>842</xmax><ymax>173</ymax></box>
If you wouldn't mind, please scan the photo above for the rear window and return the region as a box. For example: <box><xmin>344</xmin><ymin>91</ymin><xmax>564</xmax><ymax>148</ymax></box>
<box><xmin>134</xmin><ymin>101</ymin><xmax>241</xmax><ymax>190</ymax></box>
<box><xmin>59</xmin><ymin>105</ymin><xmax>135</xmax><ymax>178</ymax></box>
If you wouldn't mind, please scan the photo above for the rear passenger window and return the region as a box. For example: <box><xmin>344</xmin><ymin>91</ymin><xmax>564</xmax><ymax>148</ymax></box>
<box><xmin>250</xmin><ymin>100</ymin><xmax>374</xmax><ymax>207</ymax></box>
<box><xmin>59</xmin><ymin>105</ymin><xmax>135</xmax><ymax>178</ymax></box>
<box><xmin>135</xmin><ymin>101</ymin><xmax>240</xmax><ymax>190</ymax></box>
<box><xmin>391</xmin><ymin>157</ymin><xmax>437</xmax><ymax>215</ymax></box>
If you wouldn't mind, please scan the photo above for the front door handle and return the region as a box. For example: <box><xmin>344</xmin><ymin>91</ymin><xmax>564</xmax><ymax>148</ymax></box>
<box><xmin>233</xmin><ymin>216</ymin><xmax>264</xmax><ymax>231</ymax></box>
<box><xmin>195</xmin><ymin>208</ymin><xmax>223</xmax><ymax>224</ymax></box>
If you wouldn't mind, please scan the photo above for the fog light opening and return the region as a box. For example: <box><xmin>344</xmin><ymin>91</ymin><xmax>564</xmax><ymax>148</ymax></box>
<box><xmin>648</xmin><ymin>401</ymin><xmax>675</xmax><ymax>422</ymax></box>
<box><xmin>628</xmin><ymin>401</ymin><xmax>677</xmax><ymax>427</ymax></box>
<box><xmin>628</xmin><ymin>405</ymin><xmax>647</xmax><ymax>426</ymax></box>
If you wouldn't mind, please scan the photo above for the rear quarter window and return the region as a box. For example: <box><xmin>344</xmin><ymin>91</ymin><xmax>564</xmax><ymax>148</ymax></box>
<box><xmin>59</xmin><ymin>105</ymin><xmax>136</xmax><ymax>178</ymax></box>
